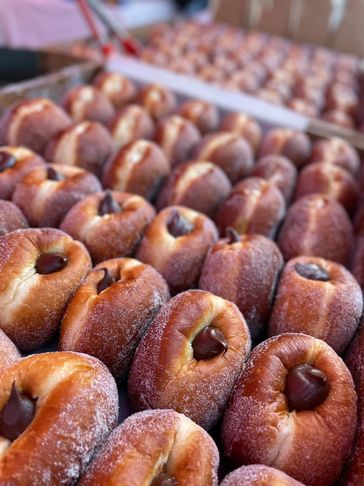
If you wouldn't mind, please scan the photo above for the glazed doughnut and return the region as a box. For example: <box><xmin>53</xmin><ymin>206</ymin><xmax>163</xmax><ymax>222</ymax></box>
<box><xmin>62</xmin><ymin>85</ymin><xmax>115</xmax><ymax>125</ymax></box>
<box><xmin>0</xmin><ymin>330</ymin><xmax>20</xmax><ymax>371</ymax></box>
<box><xmin>177</xmin><ymin>99</ymin><xmax>220</xmax><ymax>135</ymax></box>
<box><xmin>0</xmin><ymin>98</ymin><xmax>71</xmax><ymax>154</ymax></box>
<box><xmin>258</xmin><ymin>129</ymin><xmax>312</xmax><ymax>168</ymax></box>
<box><xmin>222</xmin><ymin>333</ymin><xmax>357</xmax><ymax>486</ymax></box>
<box><xmin>128</xmin><ymin>290</ymin><xmax>251</xmax><ymax>429</ymax></box>
<box><xmin>0</xmin><ymin>146</ymin><xmax>45</xmax><ymax>199</ymax></box>
<box><xmin>154</xmin><ymin>115</ymin><xmax>201</xmax><ymax>167</ymax></box>
<box><xmin>0</xmin><ymin>228</ymin><xmax>91</xmax><ymax>350</ymax></box>
<box><xmin>220</xmin><ymin>113</ymin><xmax>263</xmax><ymax>153</ymax></box>
<box><xmin>102</xmin><ymin>140</ymin><xmax>170</xmax><ymax>201</ymax></box>
<box><xmin>310</xmin><ymin>137</ymin><xmax>360</xmax><ymax>175</ymax></box>
<box><xmin>0</xmin><ymin>352</ymin><xmax>118</xmax><ymax>484</ymax></box>
<box><xmin>269</xmin><ymin>256</ymin><xmax>362</xmax><ymax>354</ymax></box>
<box><xmin>60</xmin><ymin>190</ymin><xmax>155</xmax><ymax>263</ymax></box>
<box><xmin>251</xmin><ymin>155</ymin><xmax>297</xmax><ymax>202</ymax></box>
<box><xmin>199</xmin><ymin>231</ymin><xmax>283</xmax><ymax>340</ymax></box>
<box><xmin>0</xmin><ymin>200</ymin><xmax>28</xmax><ymax>236</ymax></box>
<box><xmin>156</xmin><ymin>160</ymin><xmax>231</xmax><ymax>217</ymax></box>
<box><xmin>109</xmin><ymin>104</ymin><xmax>155</xmax><ymax>149</ymax></box>
<box><xmin>93</xmin><ymin>71</ymin><xmax>137</xmax><ymax>108</ymax></box>
<box><xmin>193</xmin><ymin>132</ymin><xmax>254</xmax><ymax>183</ymax></box>
<box><xmin>216</xmin><ymin>177</ymin><xmax>286</xmax><ymax>239</ymax></box>
<box><xmin>60</xmin><ymin>257</ymin><xmax>169</xmax><ymax>381</ymax></box>
<box><xmin>79</xmin><ymin>409</ymin><xmax>219</xmax><ymax>486</ymax></box>
<box><xmin>44</xmin><ymin>121</ymin><xmax>115</xmax><ymax>176</ymax></box>
<box><xmin>277</xmin><ymin>194</ymin><xmax>353</xmax><ymax>265</ymax></box>
<box><xmin>137</xmin><ymin>83</ymin><xmax>177</xmax><ymax>120</ymax></box>
<box><xmin>136</xmin><ymin>206</ymin><xmax>218</xmax><ymax>294</ymax></box>
<box><xmin>220</xmin><ymin>465</ymin><xmax>304</xmax><ymax>486</ymax></box>
<box><xmin>294</xmin><ymin>162</ymin><xmax>358</xmax><ymax>213</ymax></box>
<box><xmin>12</xmin><ymin>164</ymin><xmax>102</xmax><ymax>228</ymax></box>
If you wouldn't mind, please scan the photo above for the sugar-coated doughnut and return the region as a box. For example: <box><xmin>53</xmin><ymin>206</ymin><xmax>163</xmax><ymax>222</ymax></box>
<box><xmin>220</xmin><ymin>113</ymin><xmax>262</xmax><ymax>153</ymax></box>
<box><xmin>251</xmin><ymin>155</ymin><xmax>297</xmax><ymax>202</ymax></box>
<box><xmin>310</xmin><ymin>137</ymin><xmax>360</xmax><ymax>174</ymax></box>
<box><xmin>137</xmin><ymin>83</ymin><xmax>178</xmax><ymax>120</ymax></box>
<box><xmin>109</xmin><ymin>104</ymin><xmax>155</xmax><ymax>149</ymax></box>
<box><xmin>0</xmin><ymin>330</ymin><xmax>20</xmax><ymax>371</ymax></box>
<box><xmin>178</xmin><ymin>99</ymin><xmax>220</xmax><ymax>135</ymax></box>
<box><xmin>62</xmin><ymin>85</ymin><xmax>115</xmax><ymax>125</ymax></box>
<box><xmin>0</xmin><ymin>200</ymin><xmax>28</xmax><ymax>236</ymax></box>
<box><xmin>93</xmin><ymin>71</ymin><xmax>137</xmax><ymax>108</ymax></box>
<box><xmin>220</xmin><ymin>465</ymin><xmax>304</xmax><ymax>486</ymax></box>
<box><xmin>258</xmin><ymin>129</ymin><xmax>312</xmax><ymax>168</ymax></box>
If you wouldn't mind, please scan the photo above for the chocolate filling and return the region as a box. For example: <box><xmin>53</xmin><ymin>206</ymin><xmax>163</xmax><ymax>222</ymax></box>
<box><xmin>99</xmin><ymin>191</ymin><xmax>121</xmax><ymax>216</ymax></box>
<box><xmin>35</xmin><ymin>253</ymin><xmax>68</xmax><ymax>274</ymax></box>
<box><xmin>0</xmin><ymin>382</ymin><xmax>37</xmax><ymax>441</ymax></box>
<box><xmin>97</xmin><ymin>268</ymin><xmax>116</xmax><ymax>294</ymax></box>
<box><xmin>0</xmin><ymin>151</ymin><xmax>16</xmax><ymax>172</ymax></box>
<box><xmin>167</xmin><ymin>211</ymin><xmax>193</xmax><ymax>238</ymax></box>
<box><xmin>151</xmin><ymin>472</ymin><xmax>178</xmax><ymax>486</ymax></box>
<box><xmin>192</xmin><ymin>326</ymin><xmax>228</xmax><ymax>361</ymax></box>
<box><xmin>225</xmin><ymin>227</ymin><xmax>241</xmax><ymax>243</ymax></box>
<box><xmin>295</xmin><ymin>262</ymin><xmax>329</xmax><ymax>282</ymax></box>
<box><xmin>285</xmin><ymin>364</ymin><xmax>330</xmax><ymax>412</ymax></box>
<box><xmin>47</xmin><ymin>166</ymin><xmax>64</xmax><ymax>181</ymax></box>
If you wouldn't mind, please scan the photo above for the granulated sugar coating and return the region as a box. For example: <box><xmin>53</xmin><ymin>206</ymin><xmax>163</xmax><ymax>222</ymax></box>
<box><xmin>220</xmin><ymin>464</ymin><xmax>304</xmax><ymax>485</ymax></box>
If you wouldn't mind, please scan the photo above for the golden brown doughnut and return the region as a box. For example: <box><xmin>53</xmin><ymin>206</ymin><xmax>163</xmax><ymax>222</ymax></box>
<box><xmin>0</xmin><ymin>200</ymin><xmax>28</xmax><ymax>236</ymax></box>
<box><xmin>258</xmin><ymin>129</ymin><xmax>312</xmax><ymax>168</ymax></box>
<box><xmin>0</xmin><ymin>330</ymin><xmax>20</xmax><ymax>371</ymax></box>
<box><xmin>0</xmin><ymin>352</ymin><xmax>118</xmax><ymax>485</ymax></box>
<box><xmin>128</xmin><ymin>290</ymin><xmax>251</xmax><ymax>429</ymax></box>
<box><xmin>60</xmin><ymin>190</ymin><xmax>155</xmax><ymax>263</ymax></box>
<box><xmin>0</xmin><ymin>228</ymin><xmax>91</xmax><ymax>350</ymax></box>
<box><xmin>79</xmin><ymin>409</ymin><xmax>219</xmax><ymax>486</ymax></box>
<box><xmin>109</xmin><ymin>104</ymin><xmax>155</xmax><ymax>149</ymax></box>
<box><xmin>178</xmin><ymin>99</ymin><xmax>220</xmax><ymax>135</ymax></box>
<box><xmin>12</xmin><ymin>164</ymin><xmax>102</xmax><ymax>227</ymax></box>
<box><xmin>93</xmin><ymin>71</ymin><xmax>137</xmax><ymax>108</ymax></box>
<box><xmin>310</xmin><ymin>137</ymin><xmax>360</xmax><ymax>175</ymax></box>
<box><xmin>222</xmin><ymin>333</ymin><xmax>357</xmax><ymax>486</ymax></box>
<box><xmin>62</xmin><ymin>85</ymin><xmax>115</xmax><ymax>125</ymax></box>
<box><xmin>60</xmin><ymin>257</ymin><xmax>169</xmax><ymax>381</ymax></box>
<box><xmin>137</xmin><ymin>83</ymin><xmax>177</xmax><ymax>121</ymax></box>
<box><xmin>220</xmin><ymin>465</ymin><xmax>304</xmax><ymax>486</ymax></box>
<box><xmin>220</xmin><ymin>113</ymin><xmax>262</xmax><ymax>153</ymax></box>
<box><xmin>251</xmin><ymin>155</ymin><xmax>297</xmax><ymax>202</ymax></box>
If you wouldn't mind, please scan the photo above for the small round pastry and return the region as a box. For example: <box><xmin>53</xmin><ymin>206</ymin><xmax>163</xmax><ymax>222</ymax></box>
<box><xmin>0</xmin><ymin>200</ymin><xmax>28</xmax><ymax>236</ymax></box>
<box><xmin>156</xmin><ymin>160</ymin><xmax>231</xmax><ymax>217</ymax></box>
<box><xmin>0</xmin><ymin>352</ymin><xmax>118</xmax><ymax>484</ymax></box>
<box><xmin>288</xmin><ymin>98</ymin><xmax>319</xmax><ymax>118</ymax></box>
<box><xmin>44</xmin><ymin>121</ymin><xmax>115</xmax><ymax>175</ymax></box>
<box><xmin>177</xmin><ymin>99</ymin><xmax>220</xmax><ymax>135</ymax></box>
<box><xmin>78</xmin><ymin>409</ymin><xmax>219</xmax><ymax>486</ymax></box>
<box><xmin>102</xmin><ymin>140</ymin><xmax>170</xmax><ymax>201</ymax></box>
<box><xmin>60</xmin><ymin>257</ymin><xmax>169</xmax><ymax>381</ymax></box>
<box><xmin>109</xmin><ymin>104</ymin><xmax>155</xmax><ymax>149</ymax></box>
<box><xmin>60</xmin><ymin>190</ymin><xmax>155</xmax><ymax>264</ymax></box>
<box><xmin>321</xmin><ymin>110</ymin><xmax>355</xmax><ymax>130</ymax></box>
<box><xmin>136</xmin><ymin>206</ymin><xmax>218</xmax><ymax>294</ymax></box>
<box><xmin>0</xmin><ymin>330</ymin><xmax>21</xmax><ymax>371</ymax></box>
<box><xmin>0</xmin><ymin>98</ymin><xmax>71</xmax><ymax>154</ymax></box>
<box><xmin>216</xmin><ymin>177</ymin><xmax>286</xmax><ymax>239</ymax></box>
<box><xmin>310</xmin><ymin>137</ymin><xmax>360</xmax><ymax>175</ymax></box>
<box><xmin>251</xmin><ymin>155</ymin><xmax>297</xmax><ymax>202</ymax></box>
<box><xmin>199</xmin><ymin>231</ymin><xmax>283</xmax><ymax>339</ymax></box>
<box><xmin>0</xmin><ymin>228</ymin><xmax>91</xmax><ymax>350</ymax></box>
<box><xmin>258</xmin><ymin>129</ymin><xmax>312</xmax><ymax>168</ymax></box>
<box><xmin>93</xmin><ymin>71</ymin><xmax>137</xmax><ymax>108</ymax></box>
<box><xmin>12</xmin><ymin>164</ymin><xmax>102</xmax><ymax>228</ymax></box>
<box><xmin>0</xmin><ymin>146</ymin><xmax>45</xmax><ymax>200</ymax></box>
<box><xmin>128</xmin><ymin>290</ymin><xmax>251</xmax><ymax>429</ymax></box>
<box><xmin>220</xmin><ymin>465</ymin><xmax>304</xmax><ymax>486</ymax></box>
<box><xmin>221</xmin><ymin>333</ymin><xmax>357</xmax><ymax>486</ymax></box>
<box><xmin>137</xmin><ymin>83</ymin><xmax>178</xmax><ymax>120</ymax></box>
<box><xmin>62</xmin><ymin>85</ymin><xmax>115</xmax><ymax>125</ymax></box>
<box><xmin>154</xmin><ymin>115</ymin><xmax>201</xmax><ymax>167</ymax></box>
<box><xmin>277</xmin><ymin>194</ymin><xmax>353</xmax><ymax>265</ymax></box>
<box><xmin>193</xmin><ymin>132</ymin><xmax>254</xmax><ymax>183</ymax></box>
<box><xmin>269</xmin><ymin>256</ymin><xmax>363</xmax><ymax>354</ymax></box>
<box><xmin>219</xmin><ymin>113</ymin><xmax>262</xmax><ymax>153</ymax></box>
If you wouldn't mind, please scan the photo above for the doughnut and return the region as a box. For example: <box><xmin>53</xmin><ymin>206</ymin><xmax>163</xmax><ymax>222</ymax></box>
<box><xmin>12</xmin><ymin>164</ymin><xmax>102</xmax><ymax>228</ymax></box>
<box><xmin>93</xmin><ymin>71</ymin><xmax>137</xmax><ymax>108</ymax></box>
<box><xmin>0</xmin><ymin>146</ymin><xmax>45</xmax><ymax>199</ymax></box>
<box><xmin>136</xmin><ymin>206</ymin><xmax>218</xmax><ymax>294</ymax></box>
<box><xmin>0</xmin><ymin>98</ymin><xmax>71</xmax><ymax>154</ymax></box>
<box><xmin>79</xmin><ymin>409</ymin><xmax>219</xmax><ymax>486</ymax></box>
<box><xmin>310</xmin><ymin>137</ymin><xmax>360</xmax><ymax>175</ymax></box>
<box><xmin>60</xmin><ymin>257</ymin><xmax>169</xmax><ymax>381</ymax></box>
<box><xmin>109</xmin><ymin>104</ymin><xmax>155</xmax><ymax>149</ymax></box>
<box><xmin>220</xmin><ymin>113</ymin><xmax>262</xmax><ymax>153</ymax></box>
<box><xmin>0</xmin><ymin>330</ymin><xmax>20</xmax><ymax>371</ymax></box>
<box><xmin>216</xmin><ymin>177</ymin><xmax>286</xmax><ymax>239</ymax></box>
<box><xmin>177</xmin><ymin>99</ymin><xmax>220</xmax><ymax>134</ymax></box>
<box><xmin>128</xmin><ymin>290</ymin><xmax>251</xmax><ymax>429</ymax></box>
<box><xmin>154</xmin><ymin>115</ymin><xmax>201</xmax><ymax>167</ymax></box>
<box><xmin>0</xmin><ymin>200</ymin><xmax>28</xmax><ymax>236</ymax></box>
<box><xmin>258</xmin><ymin>129</ymin><xmax>312</xmax><ymax>168</ymax></box>
<box><xmin>251</xmin><ymin>155</ymin><xmax>298</xmax><ymax>202</ymax></box>
<box><xmin>220</xmin><ymin>465</ymin><xmax>304</xmax><ymax>486</ymax></box>
<box><xmin>277</xmin><ymin>194</ymin><xmax>353</xmax><ymax>265</ymax></box>
<box><xmin>102</xmin><ymin>140</ymin><xmax>170</xmax><ymax>201</ymax></box>
<box><xmin>221</xmin><ymin>333</ymin><xmax>357</xmax><ymax>485</ymax></box>
<box><xmin>156</xmin><ymin>160</ymin><xmax>231</xmax><ymax>217</ymax></box>
<box><xmin>321</xmin><ymin>110</ymin><xmax>355</xmax><ymax>129</ymax></box>
<box><xmin>137</xmin><ymin>83</ymin><xmax>177</xmax><ymax>120</ymax></box>
<box><xmin>199</xmin><ymin>231</ymin><xmax>283</xmax><ymax>340</ymax></box>
<box><xmin>44</xmin><ymin>121</ymin><xmax>115</xmax><ymax>176</ymax></box>
<box><xmin>0</xmin><ymin>352</ymin><xmax>118</xmax><ymax>484</ymax></box>
<box><xmin>193</xmin><ymin>132</ymin><xmax>254</xmax><ymax>183</ymax></box>
<box><xmin>288</xmin><ymin>98</ymin><xmax>319</xmax><ymax>118</ymax></box>
<box><xmin>60</xmin><ymin>190</ymin><xmax>155</xmax><ymax>264</ymax></box>
<box><xmin>62</xmin><ymin>85</ymin><xmax>115</xmax><ymax>125</ymax></box>
<box><xmin>269</xmin><ymin>256</ymin><xmax>363</xmax><ymax>354</ymax></box>
<box><xmin>0</xmin><ymin>228</ymin><xmax>91</xmax><ymax>350</ymax></box>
